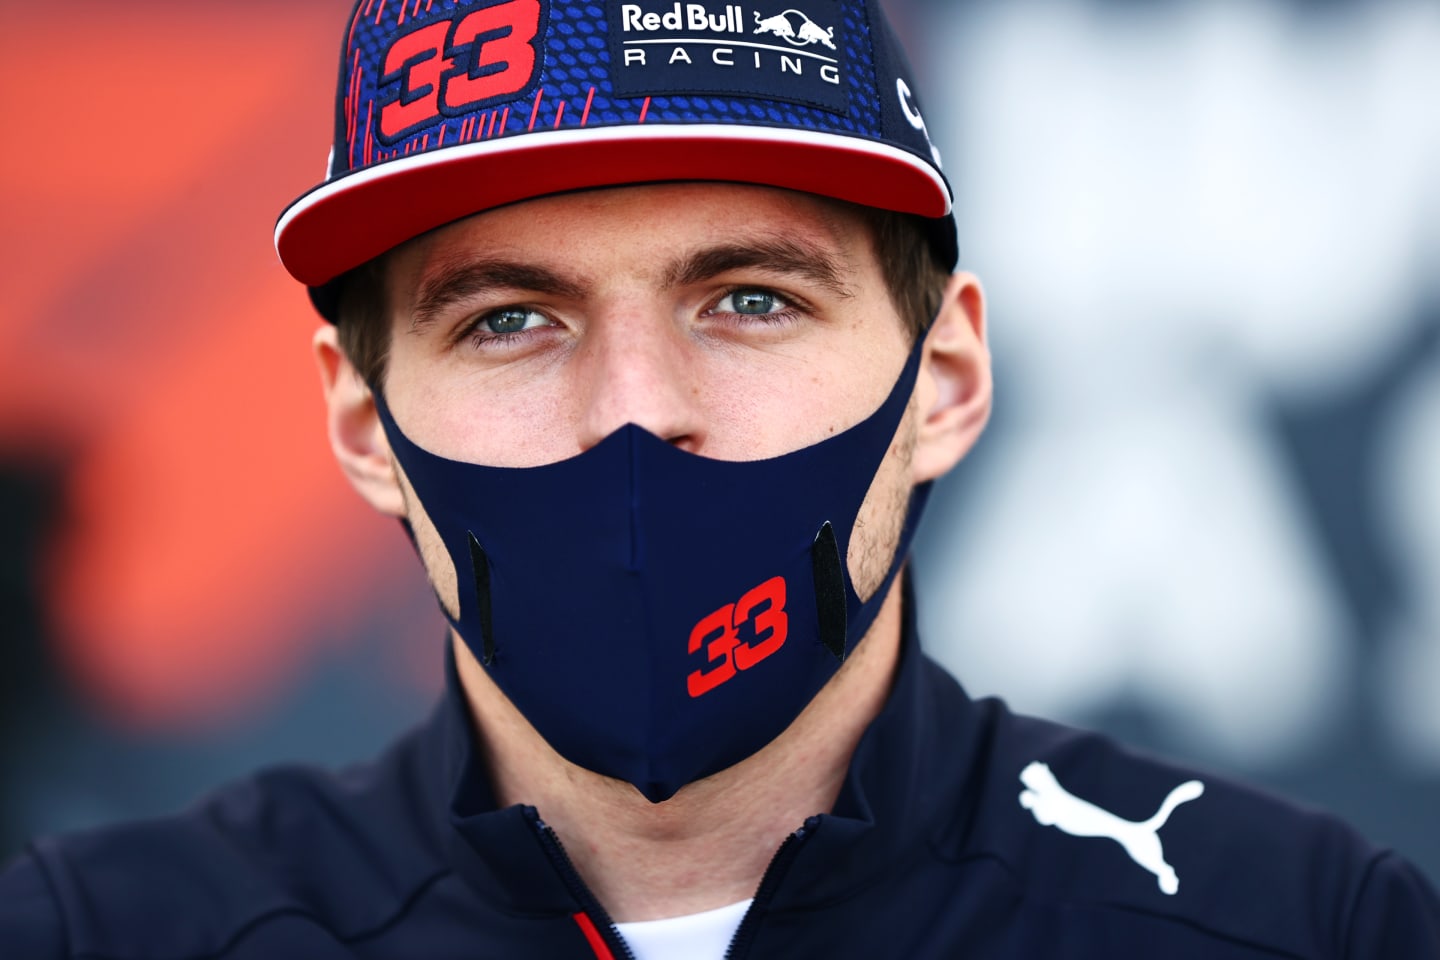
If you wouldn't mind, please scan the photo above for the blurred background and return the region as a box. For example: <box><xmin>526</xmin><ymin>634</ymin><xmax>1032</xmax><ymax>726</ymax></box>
<box><xmin>1</xmin><ymin>0</ymin><xmax>1436</xmax><ymax>883</ymax></box>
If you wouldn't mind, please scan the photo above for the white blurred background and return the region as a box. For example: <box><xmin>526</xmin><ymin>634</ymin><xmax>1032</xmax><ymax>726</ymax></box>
<box><xmin>907</xmin><ymin>0</ymin><xmax>1439</xmax><ymax>875</ymax></box>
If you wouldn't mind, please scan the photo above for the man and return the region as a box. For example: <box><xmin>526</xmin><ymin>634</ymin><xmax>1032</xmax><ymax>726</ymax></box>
<box><xmin>3</xmin><ymin>0</ymin><xmax>1438</xmax><ymax>957</ymax></box>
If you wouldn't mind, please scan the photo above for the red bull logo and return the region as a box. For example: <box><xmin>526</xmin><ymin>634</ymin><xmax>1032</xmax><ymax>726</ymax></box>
<box><xmin>753</xmin><ymin>8</ymin><xmax>836</xmax><ymax>50</ymax></box>
<box><xmin>606</xmin><ymin>0</ymin><xmax>849</xmax><ymax>113</ymax></box>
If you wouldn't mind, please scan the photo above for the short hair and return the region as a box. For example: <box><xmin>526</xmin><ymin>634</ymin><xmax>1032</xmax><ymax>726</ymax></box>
<box><xmin>336</xmin><ymin>204</ymin><xmax>951</xmax><ymax>389</ymax></box>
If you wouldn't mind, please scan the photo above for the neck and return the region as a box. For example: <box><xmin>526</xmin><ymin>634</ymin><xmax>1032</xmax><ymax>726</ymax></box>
<box><xmin>452</xmin><ymin>578</ymin><xmax>905</xmax><ymax>922</ymax></box>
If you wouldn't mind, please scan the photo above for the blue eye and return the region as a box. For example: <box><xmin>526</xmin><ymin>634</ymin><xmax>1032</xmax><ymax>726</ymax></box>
<box><xmin>717</xmin><ymin>289</ymin><xmax>785</xmax><ymax>315</ymax></box>
<box><xmin>482</xmin><ymin>307</ymin><xmax>546</xmax><ymax>334</ymax></box>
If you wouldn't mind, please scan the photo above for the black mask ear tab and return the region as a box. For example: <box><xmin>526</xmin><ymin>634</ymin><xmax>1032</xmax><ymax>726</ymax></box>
<box><xmin>811</xmin><ymin>521</ymin><xmax>848</xmax><ymax>662</ymax></box>
<box><xmin>468</xmin><ymin>532</ymin><xmax>496</xmax><ymax>666</ymax></box>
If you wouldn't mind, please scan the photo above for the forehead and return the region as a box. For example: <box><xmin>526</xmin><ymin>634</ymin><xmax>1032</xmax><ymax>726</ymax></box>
<box><xmin>383</xmin><ymin>182</ymin><xmax>882</xmax><ymax>296</ymax></box>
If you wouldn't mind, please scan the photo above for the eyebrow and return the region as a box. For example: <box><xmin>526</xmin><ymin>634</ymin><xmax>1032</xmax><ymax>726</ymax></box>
<box><xmin>409</xmin><ymin>258</ymin><xmax>586</xmax><ymax>332</ymax></box>
<box><xmin>408</xmin><ymin>234</ymin><xmax>854</xmax><ymax>332</ymax></box>
<box><xmin>663</xmin><ymin>236</ymin><xmax>854</xmax><ymax>299</ymax></box>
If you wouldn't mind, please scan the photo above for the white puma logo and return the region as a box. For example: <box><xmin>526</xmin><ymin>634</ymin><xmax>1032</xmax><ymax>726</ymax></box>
<box><xmin>1018</xmin><ymin>761</ymin><xmax>1204</xmax><ymax>895</ymax></box>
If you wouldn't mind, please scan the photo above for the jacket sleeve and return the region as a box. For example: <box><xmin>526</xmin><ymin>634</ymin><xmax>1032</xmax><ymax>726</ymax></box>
<box><xmin>1344</xmin><ymin>851</ymin><xmax>1440</xmax><ymax>959</ymax></box>
<box><xmin>0</xmin><ymin>851</ymin><xmax>68</xmax><ymax>958</ymax></box>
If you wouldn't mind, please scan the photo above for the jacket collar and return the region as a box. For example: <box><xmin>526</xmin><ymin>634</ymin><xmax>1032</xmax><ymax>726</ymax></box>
<box><xmin>425</xmin><ymin>574</ymin><xmax>983</xmax><ymax>913</ymax></box>
<box><xmin>428</xmin><ymin>648</ymin><xmax>580</xmax><ymax>914</ymax></box>
<box><xmin>768</xmin><ymin>574</ymin><xmax>981</xmax><ymax>909</ymax></box>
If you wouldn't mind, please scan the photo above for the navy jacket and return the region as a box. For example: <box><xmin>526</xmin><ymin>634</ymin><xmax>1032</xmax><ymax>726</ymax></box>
<box><xmin>4</xmin><ymin>605</ymin><xmax>1439</xmax><ymax>958</ymax></box>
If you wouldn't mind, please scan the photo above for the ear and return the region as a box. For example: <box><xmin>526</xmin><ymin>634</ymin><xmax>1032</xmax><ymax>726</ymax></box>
<box><xmin>313</xmin><ymin>325</ymin><xmax>406</xmax><ymax>517</ymax></box>
<box><xmin>912</xmin><ymin>271</ymin><xmax>992</xmax><ymax>484</ymax></box>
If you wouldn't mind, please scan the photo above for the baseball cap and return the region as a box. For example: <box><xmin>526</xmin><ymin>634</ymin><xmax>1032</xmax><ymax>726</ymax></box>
<box><xmin>275</xmin><ymin>0</ymin><xmax>957</xmax><ymax>320</ymax></box>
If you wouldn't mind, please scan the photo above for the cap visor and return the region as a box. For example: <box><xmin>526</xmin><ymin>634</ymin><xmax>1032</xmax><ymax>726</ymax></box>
<box><xmin>275</xmin><ymin>124</ymin><xmax>952</xmax><ymax>287</ymax></box>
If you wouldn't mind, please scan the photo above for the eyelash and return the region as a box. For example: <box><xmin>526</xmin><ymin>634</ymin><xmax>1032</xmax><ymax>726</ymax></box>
<box><xmin>465</xmin><ymin>328</ymin><xmax>527</xmax><ymax>349</ymax></box>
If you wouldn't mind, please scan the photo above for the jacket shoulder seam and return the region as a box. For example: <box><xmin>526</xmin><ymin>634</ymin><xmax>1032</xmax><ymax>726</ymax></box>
<box><xmin>20</xmin><ymin>844</ymin><xmax>73</xmax><ymax>959</ymax></box>
<box><xmin>65</xmin><ymin>866</ymin><xmax>453</xmax><ymax>960</ymax></box>
<box><xmin>1336</xmin><ymin>848</ymin><xmax>1391</xmax><ymax>959</ymax></box>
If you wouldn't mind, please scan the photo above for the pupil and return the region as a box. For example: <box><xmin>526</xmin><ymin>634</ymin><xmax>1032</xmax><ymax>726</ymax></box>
<box><xmin>734</xmin><ymin>291</ymin><xmax>774</xmax><ymax>315</ymax></box>
<box><xmin>487</xmin><ymin>310</ymin><xmax>528</xmax><ymax>334</ymax></box>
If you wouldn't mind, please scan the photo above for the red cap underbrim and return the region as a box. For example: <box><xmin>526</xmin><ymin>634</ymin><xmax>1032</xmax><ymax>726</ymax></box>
<box><xmin>275</xmin><ymin>124</ymin><xmax>953</xmax><ymax>289</ymax></box>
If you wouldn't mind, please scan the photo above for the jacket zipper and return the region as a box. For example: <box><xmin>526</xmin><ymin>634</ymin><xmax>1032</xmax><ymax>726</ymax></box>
<box><xmin>724</xmin><ymin>815</ymin><xmax>822</xmax><ymax>960</ymax></box>
<box><xmin>529</xmin><ymin>811</ymin><xmax>637</xmax><ymax>960</ymax></box>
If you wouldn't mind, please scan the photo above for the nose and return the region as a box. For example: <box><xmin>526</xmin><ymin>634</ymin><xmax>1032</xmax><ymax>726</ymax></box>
<box><xmin>574</xmin><ymin>309</ymin><xmax>707</xmax><ymax>453</ymax></box>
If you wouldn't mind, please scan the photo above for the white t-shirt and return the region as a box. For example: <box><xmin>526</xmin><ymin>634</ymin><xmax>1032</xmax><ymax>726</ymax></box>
<box><xmin>613</xmin><ymin>899</ymin><xmax>753</xmax><ymax>960</ymax></box>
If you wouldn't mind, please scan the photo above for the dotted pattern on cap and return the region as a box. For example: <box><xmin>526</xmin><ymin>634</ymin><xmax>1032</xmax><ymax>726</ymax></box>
<box><xmin>334</xmin><ymin>0</ymin><xmax>880</xmax><ymax>177</ymax></box>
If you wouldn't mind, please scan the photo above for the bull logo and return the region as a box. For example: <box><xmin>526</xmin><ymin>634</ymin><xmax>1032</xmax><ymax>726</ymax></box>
<box><xmin>753</xmin><ymin>8</ymin><xmax>836</xmax><ymax>50</ymax></box>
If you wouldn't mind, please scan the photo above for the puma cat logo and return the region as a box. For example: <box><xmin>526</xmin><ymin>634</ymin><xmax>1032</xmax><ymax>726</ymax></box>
<box><xmin>1018</xmin><ymin>761</ymin><xmax>1204</xmax><ymax>895</ymax></box>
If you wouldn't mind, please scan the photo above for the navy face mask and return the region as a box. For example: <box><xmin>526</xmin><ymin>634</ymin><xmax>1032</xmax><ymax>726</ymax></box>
<box><xmin>373</xmin><ymin>339</ymin><xmax>931</xmax><ymax>802</ymax></box>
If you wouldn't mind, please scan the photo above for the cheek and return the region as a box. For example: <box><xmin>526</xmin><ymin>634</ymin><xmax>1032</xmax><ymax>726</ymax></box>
<box><xmin>392</xmin><ymin>360</ymin><xmax>579</xmax><ymax>467</ymax></box>
<box><xmin>846</xmin><ymin>397</ymin><xmax>918</xmax><ymax>601</ymax></box>
<box><xmin>699</xmin><ymin>345</ymin><xmax>903</xmax><ymax>461</ymax></box>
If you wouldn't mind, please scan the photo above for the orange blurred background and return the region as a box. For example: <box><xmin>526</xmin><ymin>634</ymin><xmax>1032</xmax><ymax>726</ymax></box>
<box><xmin>0</xmin><ymin>0</ymin><xmax>441</xmax><ymax>733</ymax></box>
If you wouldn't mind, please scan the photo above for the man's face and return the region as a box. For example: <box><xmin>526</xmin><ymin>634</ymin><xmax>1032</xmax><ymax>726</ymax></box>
<box><xmin>377</xmin><ymin>182</ymin><xmax>913</xmax><ymax>468</ymax></box>
<box><xmin>368</xmin><ymin>182</ymin><xmax>932</xmax><ymax>614</ymax></box>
